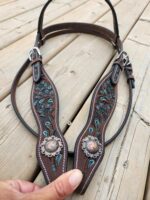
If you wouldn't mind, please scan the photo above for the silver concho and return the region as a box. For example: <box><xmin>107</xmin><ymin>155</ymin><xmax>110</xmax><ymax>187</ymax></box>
<box><xmin>40</xmin><ymin>136</ymin><xmax>63</xmax><ymax>157</ymax></box>
<box><xmin>82</xmin><ymin>135</ymin><xmax>102</xmax><ymax>158</ymax></box>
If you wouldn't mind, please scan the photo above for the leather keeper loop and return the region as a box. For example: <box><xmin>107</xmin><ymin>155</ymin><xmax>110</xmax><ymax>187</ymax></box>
<box><xmin>31</xmin><ymin>58</ymin><xmax>42</xmax><ymax>66</ymax></box>
<box><xmin>31</xmin><ymin>59</ymin><xmax>42</xmax><ymax>83</ymax></box>
<box><xmin>111</xmin><ymin>63</ymin><xmax>122</xmax><ymax>85</ymax></box>
<box><xmin>111</xmin><ymin>56</ymin><xmax>124</xmax><ymax>85</ymax></box>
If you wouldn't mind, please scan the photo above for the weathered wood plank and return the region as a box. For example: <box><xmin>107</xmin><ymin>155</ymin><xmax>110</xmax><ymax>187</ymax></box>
<box><xmin>132</xmin><ymin>5</ymin><xmax>150</xmax><ymax>199</ymax></box>
<box><xmin>0</xmin><ymin>0</ymin><xmax>121</xmax><ymax>180</ymax></box>
<box><xmin>140</xmin><ymin>1</ymin><xmax>150</xmax><ymax>21</ymax></box>
<box><xmin>101</xmin><ymin>113</ymin><xmax>150</xmax><ymax>200</ymax></box>
<box><xmin>0</xmin><ymin>0</ymin><xmax>120</xmax><ymax>100</ymax></box>
<box><xmin>130</xmin><ymin>3</ymin><xmax>150</xmax><ymax>123</ymax></box>
<box><xmin>0</xmin><ymin>0</ymin><xmax>16</xmax><ymax>6</ymax></box>
<box><xmin>134</xmin><ymin>61</ymin><xmax>150</xmax><ymax>124</ymax></box>
<box><xmin>131</xmin><ymin>8</ymin><xmax>150</xmax><ymax>122</ymax></box>
<box><xmin>0</xmin><ymin>0</ymin><xmax>88</xmax><ymax>49</ymax></box>
<box><xmin>0</xmin><ymin>0</ymin><xmax>45</xmax><ymax>22</ymax></box>
<box><xmin>0</xmin><ymin>2</ymin><xmax>149</xmax><ymax>200</ymax></box>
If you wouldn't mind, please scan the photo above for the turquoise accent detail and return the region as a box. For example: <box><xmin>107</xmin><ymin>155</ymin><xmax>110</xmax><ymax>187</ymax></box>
<box><xmin>47</xmin><ymin>86</ymin><xmax>52</xmax><ymax>90</ymax></box>
<box><xmin>43</xmin><ymin>130</ymin><xmax>49</xmax><ymax>137</ymax></box>
<box><xmin>35</xmin><ymin>95</ymin><xmax>40</xmax><ymax>99</ymax></box>
<box><xmin>45</xmin><ymin>104</ymin><xmax>51</xmax><ymax>109</ymax></box>
<box><xmin>88</xmin><ymin>127</ymin><xmax>94</xmax><ymax>133</ymax></box>
<box><xmin>96</xmin><ymin>105</ymin><xmax>100</xmax><ymax>110</ymax></box>
<box><xmin>33</xmin><ymin>100</ymin><xmax>38</xmax><ymax>106</ymax></box>
<box><xmin>99</xmin><ymin>103</ymin><xmax>104</xmax><ymax>110</ymax></box>
<box><xmin>55</xmin><ymin>154</ymin><xmax>62</xmax><ymax>166</ymax></box>
<box><xmin>88</xmin><ymin>159</ymin><xmax>95</xmax><ymax>168</ymax></box>
<box><xmin>103</xmin><ymin>89</ymin><xmax>107</xmax><ymax>94</ymax></box>
<box><xmin>45</xmin><ymin>121</ymin><xmax>51</xmax><ymax>129</ymax></box>
<box><xmin>100</xmin><ymin>97</ymin><xmax>106</xmax><ymax>101</ymax></box>
<box><xmin>39</xmin><ymin>99</ymin><xmax>45</xmax><ymax>104</ymax></box>
<box><xmin>44</xmin><ymin>89</ymin><xmax>49</xmax><ymax>94</ymax></box>
<box><xmin>95</xmin><ymin>119</ymin><xmax>100</xmax><ymax>128</ymax></box>
<box><xmin>48</xmin><ymin>99</ymin><xmax>53</xmax><ymax>103</ymax></box>
<box><xmin>51</xmin><ymin>164</ymin><xmax>56</xmax><ymax>172</ymax></box>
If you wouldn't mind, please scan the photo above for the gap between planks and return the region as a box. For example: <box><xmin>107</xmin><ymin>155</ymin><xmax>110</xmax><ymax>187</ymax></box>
<box><xmin>0</xmin><ymin>0</ymin><xmax>89</xmax><ymax>49</ymax></box>
<box><xmin>0</xmin><ymin>0</ymin><xmax>46</xmax><ymax>23</ymax></box>
<box><xmin>0</xmin><ymin>0</ymin><xmax>17</xmax><ymax>7</ymax></box>
<box><xmin>0</xmin><ymin>0</ymin><xmax>149</xmax><ymax>198</ymax></box>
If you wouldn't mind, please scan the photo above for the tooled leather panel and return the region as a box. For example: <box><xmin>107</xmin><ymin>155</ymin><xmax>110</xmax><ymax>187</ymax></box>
<box><xmin>31</xmin><ymin>66</ymin><xmax>68</xmax><ymax>183</ymax></box>
<box><xmin>74</xmin><ymin>71</ymin><xmax>117</xmax><ymax>194</ymax></box>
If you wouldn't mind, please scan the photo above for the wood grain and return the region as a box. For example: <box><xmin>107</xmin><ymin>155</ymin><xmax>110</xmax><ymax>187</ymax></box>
<box><xmin>0</xmin><ymin>0</ymin><xmax>150</xmax><ymax>199</ymax></box>
<box><xmin>0</xmin><ymin>0</ymin><xmax>88</xmax><ymax>49</ymax></box>
<box><xmin>0</xmin><ymin>0</ymin><xmax>45</xmax><ymax>22</ymax></box>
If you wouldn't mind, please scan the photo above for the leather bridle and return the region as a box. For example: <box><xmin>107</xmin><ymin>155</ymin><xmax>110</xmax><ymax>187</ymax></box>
<box><xmin>11</xmin><ymin>0</ymin><xmax>135</xmax><ymax>194</ymax></box>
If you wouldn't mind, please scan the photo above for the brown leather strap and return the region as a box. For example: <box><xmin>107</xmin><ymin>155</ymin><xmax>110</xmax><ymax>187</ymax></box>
<box><xmin>37</xmin><ymin>0</ymin><xmax>120</xmax><ymax>43</ymax></box>
<box><xmin>39</xmin><ymin>22</ymin><xmax>122</xmax><ymax>52</ymax></box>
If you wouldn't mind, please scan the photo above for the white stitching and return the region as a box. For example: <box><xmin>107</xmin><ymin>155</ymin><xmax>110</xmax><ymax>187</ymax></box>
<box><xmin>31</xmin><ymin>83</ymin><xmax>50</xmax><ymax>182</ymax></box>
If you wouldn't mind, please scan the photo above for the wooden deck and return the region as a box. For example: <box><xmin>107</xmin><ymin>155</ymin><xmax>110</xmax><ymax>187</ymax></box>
<box><xmin>0</xmin><ymin>0</ymin><xmax>150</xmax><ymax>199</ymax></box>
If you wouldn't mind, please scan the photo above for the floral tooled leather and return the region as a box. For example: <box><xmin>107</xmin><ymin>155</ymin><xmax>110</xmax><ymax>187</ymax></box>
<box><xmin>31</xmin><ymin>66</ymin><xmax>68</xmax><ymax>183</ymax></box>
<box><xmin>74</xmin><ymin>72</ymin><xmax>117</xmax><ymax>194</ymax></box>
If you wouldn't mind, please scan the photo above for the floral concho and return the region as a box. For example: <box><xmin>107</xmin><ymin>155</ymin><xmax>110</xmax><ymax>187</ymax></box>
<box><xmin>40</xmin><ymin>136</ymin><xmax>63</xmax><ymax>157</ymax></box>
<box><xmin>82</xmin><ymin>135</ymin><xmax>102</xmax><ymax>158</ymax></box>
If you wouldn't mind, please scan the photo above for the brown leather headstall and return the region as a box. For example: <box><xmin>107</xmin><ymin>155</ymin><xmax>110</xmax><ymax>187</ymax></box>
<box><xmin>11</xmin><ymin>0</ymin><xmax>135</xmax><ymax>194</ymax></box>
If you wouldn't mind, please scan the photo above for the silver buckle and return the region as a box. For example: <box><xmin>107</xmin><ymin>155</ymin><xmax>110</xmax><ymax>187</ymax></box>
<box><xmin>117</xmin><ymin>51</ymin><xmax>130</xmax><ymax>66</ymax></box>
<box><xmin>28</xmin><ymin>47</ymin><xmax>41</xmax><ymax>61</ymax></box>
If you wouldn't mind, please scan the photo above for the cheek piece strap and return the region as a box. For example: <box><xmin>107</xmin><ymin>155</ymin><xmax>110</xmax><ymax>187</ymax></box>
<box><xmin>11</xmin><ymin>0</ymin><xmax>135</xmax><ymax>194</ymax></box>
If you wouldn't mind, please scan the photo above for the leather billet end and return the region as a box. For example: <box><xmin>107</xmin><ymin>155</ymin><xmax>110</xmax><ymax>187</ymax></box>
<box><xmin>111</xmin><ymin>62</ymin><xmax>122</xmax><ymax>85</ymax></box>
<box><xmin>29</xmin><ymin>47</ymin><xmax>43</xmax><ymax>83</ymax></box>
<box><xmin>31</xmin><ymin>60</ymin><xmax>42</xmax><ymax>83</ymax></box>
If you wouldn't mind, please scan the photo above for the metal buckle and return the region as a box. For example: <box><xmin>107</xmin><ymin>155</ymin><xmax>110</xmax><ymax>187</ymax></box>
<box><xmin>29</xmin><ymin>47</ymin><xmax>41</xmax><ymax>61</ymax></box>
<box><xmin>117</xmin><ymin>51</ymin><xmax>130</xmax><ymax>66</ymax></box>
